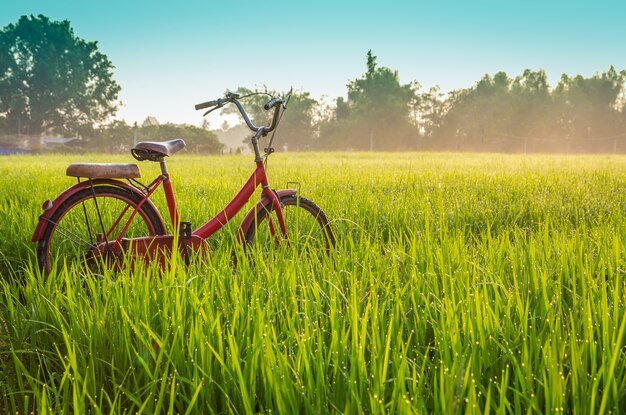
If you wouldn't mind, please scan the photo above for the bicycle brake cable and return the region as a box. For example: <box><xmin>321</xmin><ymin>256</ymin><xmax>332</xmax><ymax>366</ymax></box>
<box><xmin>240</xmin><ymin>91</ymin><xmax>272</xmax><ymax>99</ymax></box>
<box><xmin>264</xmin><ymin>93</ymin><xmax>292</xmax><ymax>167</ymax></box>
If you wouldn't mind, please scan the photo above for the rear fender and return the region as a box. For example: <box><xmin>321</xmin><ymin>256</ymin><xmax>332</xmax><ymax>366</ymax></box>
<box><xmin>237</xmin><ymin>189</ymin><xmax>297</xmax><ymax>244</ymax></box>
<box><xmin>31</xmin><ymin>179</ymin><xmax>163</xmax><ymax>242</ymax></box>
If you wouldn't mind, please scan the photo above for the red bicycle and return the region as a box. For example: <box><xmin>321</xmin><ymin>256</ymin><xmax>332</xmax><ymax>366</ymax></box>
<box><xmin>32</xmin><ymin>93</ymin><xmax>335</xmax><ymax>277</ymax></box>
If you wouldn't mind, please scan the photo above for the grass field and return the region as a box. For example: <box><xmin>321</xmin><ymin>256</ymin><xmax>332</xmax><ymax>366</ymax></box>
<box><xmin>1</xmin><ymin>152</ymin><xmax>625</xmax><ymax>413</ymax></box>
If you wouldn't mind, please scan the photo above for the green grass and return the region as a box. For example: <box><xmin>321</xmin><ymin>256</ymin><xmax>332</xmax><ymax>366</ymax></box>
<box><xmin>1</xmin><ymin>152</ymin><xmax>625</xmax><ymax>413</ymax></box>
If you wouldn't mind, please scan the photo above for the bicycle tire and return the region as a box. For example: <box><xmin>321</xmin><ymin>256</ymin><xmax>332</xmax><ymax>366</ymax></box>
<box><xmin>244</xmin><ymin>195</ymin><xmax>335</xmax><ymax>259</ymax></box>
<box><xmin>37</xmin><ymin>185</ymin><xmax>166</xmax><ymax>277</ymax></box>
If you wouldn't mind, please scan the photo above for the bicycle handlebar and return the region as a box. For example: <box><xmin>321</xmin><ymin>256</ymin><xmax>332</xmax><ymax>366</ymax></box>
<box><xmin>263</xmin><ymin>97</ymin><xmax>282</xmax><ymax>111</ymax></box>
<box><xmin>195</xmin><ymin>95</ymin><xmax>285</xmax><ymax>136</ymax></box>
<box><xmin>194</xmin><ymin>100</ymin><xmax>219</xmax><ymax>110</ymax></box>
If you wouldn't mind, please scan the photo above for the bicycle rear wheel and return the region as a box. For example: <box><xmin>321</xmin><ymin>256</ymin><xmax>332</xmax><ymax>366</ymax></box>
<box><xmin>37</xmin><ymin>185</ymin><xmax>166</xmax><ymax>277</ymax></box>
<box><xmin>244</xmin><ymin>195</ymin><xmax>335</xmax><ymax>260</ymax></box>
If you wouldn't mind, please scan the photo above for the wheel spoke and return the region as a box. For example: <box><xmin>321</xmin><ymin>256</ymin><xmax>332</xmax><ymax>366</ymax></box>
<box><xmin>41</xmin><ymin>216</ymin><xmax>93</xmax><ymax>248</ymax></box>
<box><xmin>245</xmin><ymin>195</ymin><xmax>334</xmax><ymax>260</ymax></box>
<box><xmin>38</xmin><ymin>185</ymin><xmax>165</xmax><ymax>277</ymax></box>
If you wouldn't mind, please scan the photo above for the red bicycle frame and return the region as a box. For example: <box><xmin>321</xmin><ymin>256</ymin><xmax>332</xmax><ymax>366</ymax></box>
<box><xmin>193</xmin><ymin>160</ymin><xmax>286</xmax><ymax>238</ymax></box>
<box><xmin>141</xmin><ymin>159</ymin><xmax>290</xmax><ymax>244</ymax></box>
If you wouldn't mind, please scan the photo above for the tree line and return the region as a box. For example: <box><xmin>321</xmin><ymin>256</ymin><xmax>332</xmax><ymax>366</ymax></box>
<box><xmin>2</xmin><ymin>15</ymin><xmax>625</xmax><ymax>153</ymax></box>
<box><xmin>248</xmin><ymin>52</ymin><xmax>626</xmax><ymax>153</ymax></box>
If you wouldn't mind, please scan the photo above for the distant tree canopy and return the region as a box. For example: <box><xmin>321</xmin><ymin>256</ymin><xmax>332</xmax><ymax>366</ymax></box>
<box><xmin>224</xmin><ymin>52</ymin><xmax>626</xmax><ymax>153</ymax></box>
<box><xmin>0</xmin><ymin>15</ymin><xmax>120</xmax><ymax>136</ymax></box>
<box><xmin>435</xmin><ymin>67</ymin><xmax>626</xmax><ymax>152</ymax></box>
<box><xmin>2</xmin><ymin>15</ymin><xmax>625</xmax><ymax>155</ymax></box>
<box><xmin>139</xmin><ymin>123</ymin><xmax>223</xmax><ymax>154</ymax></box>
<box><xmin>85</xmin><ymin>121</ymin><xmax>223</xmax><ymax>154</ymax></box>
<box><xmin>318</xmin><ymin>50</ymin><xmax>419</xmax><ymax>150</ymax></box>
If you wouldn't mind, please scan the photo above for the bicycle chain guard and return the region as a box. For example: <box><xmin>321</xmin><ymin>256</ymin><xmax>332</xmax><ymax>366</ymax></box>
<box><xmin>90</xmin><ymin>232</ymin><xmax>209</xmax><ymax>271</ymax></box>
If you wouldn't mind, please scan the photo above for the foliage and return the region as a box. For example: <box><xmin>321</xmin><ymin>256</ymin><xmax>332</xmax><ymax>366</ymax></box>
<box><xmin>0</xmin><ymin>15</ymin><xmax>120</xmax><ymax>135</ymax></box>
<box><xmin>1</xmin><ymin>13</ymin><xmax>625</xmax><ymax>154</ymax></box>
<box><xmin>223</xmin><ymin>61</ymin><xmax>626</xmax><ymax>152</ymax></box>
<box><xmin>137</xmin><ymin>123</ymin><xmax>223</xmax><ymax>154</ymax></box>
<box><xmin>227</xmin><ymin>52</ymin><xmax>421</xmax><ymax>151</ymax></box>
<box><xmin>414</xmin><ymin>86</ymin><xmax>446</xmax><ymax>139</ymax></box>
<box><xmin>346</xmin><ymin>50</ymin><xmax>417</xmax><ymax>123</ymax></box>
<box><xmin>436</xmin><ymin>71</ymin><xmax>518</xmax><ymax>150</ymax></box>
<box><xmin>62</xmin><ymin>121</ymin><xmax>223</xmax><ymax>154</ymax></box>
<box><xmin>435</xmin><ymin>67</ymin><xmax>626</xmax><ymax>152</ymax></box>
<box><xmin>84</xmin><ymin>120</ymin><xmax>133</xmax><ymax>152</ymax></box>
<box><xmin>553</xmin><ymin>66</ymin><xmax>626</xmax><ymax>139</ymax></box>
<box><xmin>318</xmin><ymin>51</ymin><xmax>419</xmax><ymax>150</ymax></box>
<box><xmin>2</xmin><ymin>153</ymin><xmax>626</xmax><ymax>413</ymax></box>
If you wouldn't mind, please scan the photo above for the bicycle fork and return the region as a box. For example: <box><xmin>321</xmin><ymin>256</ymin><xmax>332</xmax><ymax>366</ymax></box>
<box><xmin>262</xmin><ymin>186</ymin><xmax>289</xmax><ymax>245</ymax></box>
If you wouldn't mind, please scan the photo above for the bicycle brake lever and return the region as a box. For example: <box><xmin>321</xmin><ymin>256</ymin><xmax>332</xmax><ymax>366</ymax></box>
<box><xmin>203</xmin><ymin>105</ymin><xmax>223</xmax><ymax>117</ymax></box>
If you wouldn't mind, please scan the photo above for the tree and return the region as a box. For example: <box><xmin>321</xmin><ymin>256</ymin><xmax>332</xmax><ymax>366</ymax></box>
<box><xmin>0</xmin><ymin>15</ymin><xmax>120</xmax><ymax>135</ymax></box>
<box><xmin>437</xmin><ymin>71</ymin><xmax>519</xmax><ymax>151</ymax></box>
<box><xmin>347</xmin><ymin>51</ymin><xmax>416</xmax><ymax>122</ymax></box>
<box><xmin>274</xmin><ymin>90</ymin><xmax>318</xmax><ymax>150</ymax></box>
<box><xmin>414</xmin><ymin>86</ymin><xmax>446</xmax><ymax>140</ymax></box>
<box><xmin>319</xmin><ymin>50</ymin><xmax>418</xmax><ymax>150</ymax></box>
<box><xmin>432</xmin><ymin>67</ymin><xmax>626</xmax><ymax>153</ymax></box>
<box><xmin>554</xmin><ymin>67</ymin><xmax>626</xmax><ymax>140</ymax></box>
<box><xmin>89</xmin><ymin>120</ymin><xmax>133</xmax><ymax>152</ymax></box>
<box><xmin>139</xmin><ymin>123</ymin><xmax>223</xmax><ymax>154</ymax></box>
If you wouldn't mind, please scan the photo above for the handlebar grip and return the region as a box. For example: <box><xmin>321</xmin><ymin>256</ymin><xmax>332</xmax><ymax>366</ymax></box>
<box><xmin>264</xmin><ymin>98</ymin><xmax>283</xmax><ymax>111</ymax></box>
<box><xmin>195</xmin><ymin>100</ymin><xmax>218</xmax><ymax>110</ymax></box>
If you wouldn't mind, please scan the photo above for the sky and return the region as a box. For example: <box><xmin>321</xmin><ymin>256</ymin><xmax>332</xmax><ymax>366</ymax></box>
<box><xmin>2</xmin><ymin>0</ymin><xmax>626</xmax><ymax>127</ymax></box>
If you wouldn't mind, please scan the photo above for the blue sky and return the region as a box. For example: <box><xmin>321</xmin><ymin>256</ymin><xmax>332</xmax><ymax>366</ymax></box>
<box><xmin>2</xmin><ymin>0</ymin><xmax>626</xmax><ymax>126</ymax></box>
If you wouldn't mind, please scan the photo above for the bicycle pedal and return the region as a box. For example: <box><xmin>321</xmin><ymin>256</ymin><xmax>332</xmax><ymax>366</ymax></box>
<box><xmin>179</xmin><ymin>221</ymin><xmax>192</xmax><ymax>240</ymax></box>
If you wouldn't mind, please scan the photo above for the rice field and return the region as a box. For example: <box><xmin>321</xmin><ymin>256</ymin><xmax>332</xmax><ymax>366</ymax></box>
<box><xmin>1</xmin><ymin>151</ymin><xmax>625</xmax><ymax>413</ymax></box>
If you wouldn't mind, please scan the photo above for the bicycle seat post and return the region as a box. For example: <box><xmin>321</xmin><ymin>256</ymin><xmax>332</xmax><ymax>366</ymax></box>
<box><xmin>159</xmin><ymin>159</ymin><xmax>169</xmax><ymax>176</ymax></box>
<box><xmin>157</xmin><ymin>157</ymin><xmax>180</xmax><ymax>228</ymax></box>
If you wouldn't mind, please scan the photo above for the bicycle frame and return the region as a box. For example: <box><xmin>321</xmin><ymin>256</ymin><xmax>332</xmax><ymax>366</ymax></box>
<box><xmin>131</xmin><ymin>158</ymin><xmax>291</xmax><ymax>244</ymax></box>
<box><xmin>32</xmin><ymin>160</ymin><xmax>292</xmax><ymax>248</ymax></box>
<box><xmin>192</xmin><ymin>160</ymin><xmax>288</xmax><ymax>239</ymax></box>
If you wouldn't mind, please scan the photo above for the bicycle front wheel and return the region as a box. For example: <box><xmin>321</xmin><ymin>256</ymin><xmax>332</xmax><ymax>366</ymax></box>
<box><xmin>37</xmin><ymin>185</ymin><xmax>166</xmax><ymax>277</ymax></box>
<box><xmin>244</xmin><ymin>195</ymin><xmax>335</xmax><ymax>260</ymax></box>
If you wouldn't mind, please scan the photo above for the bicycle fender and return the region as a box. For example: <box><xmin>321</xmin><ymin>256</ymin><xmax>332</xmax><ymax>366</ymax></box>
<box><xmin>31</xmin><ymin>179</ymin><xmax>164</xmax><ymax>242</ymax></box>
<box><xmin>237</xmin><ymin>189</ymin><xmax>297</xmax><ymax>243</ymax></box>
